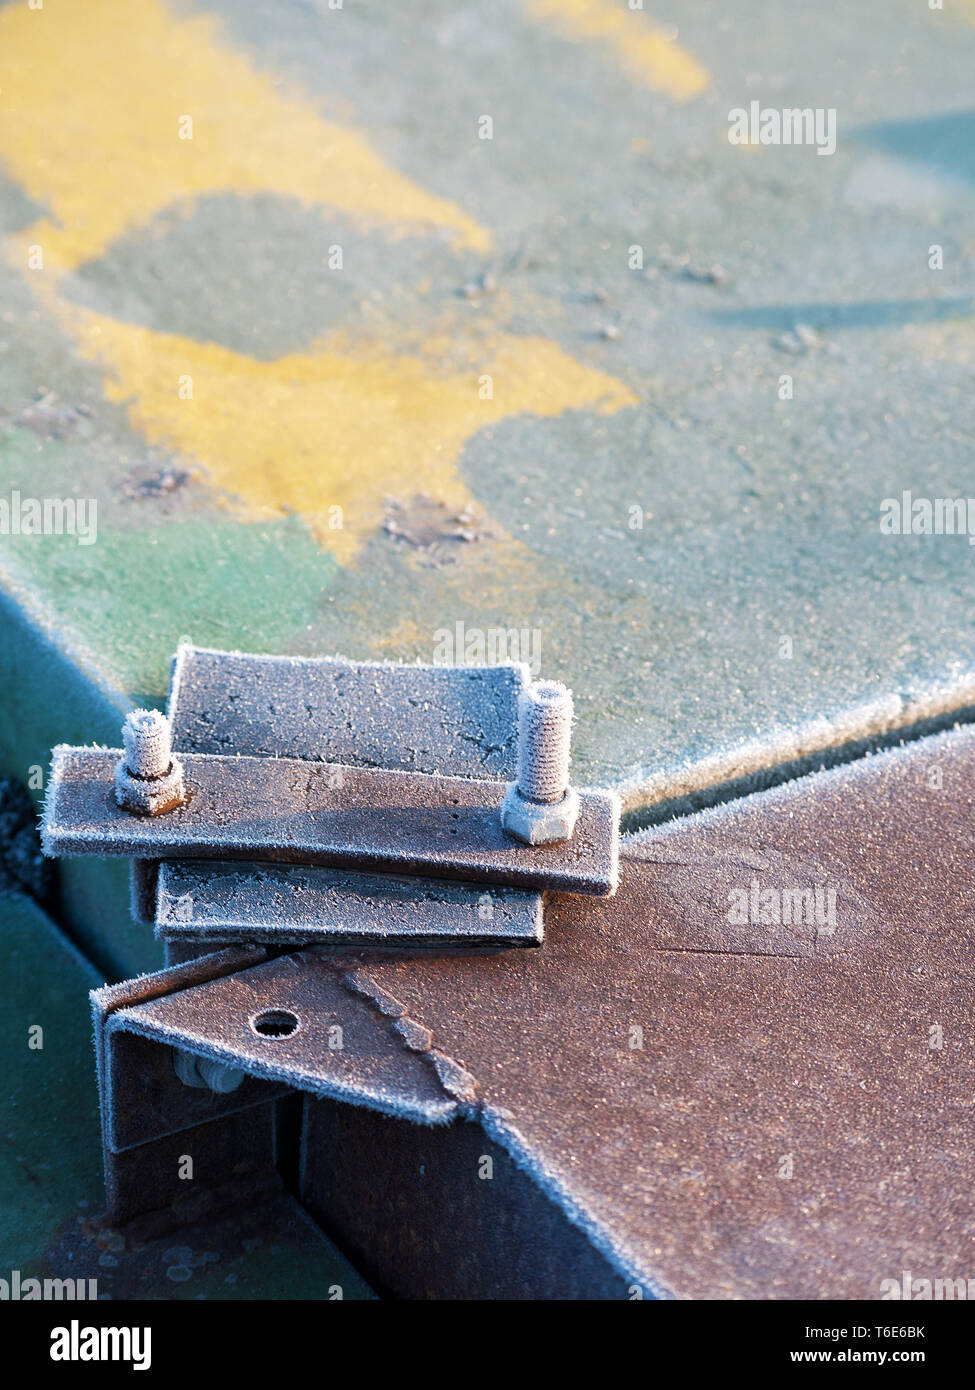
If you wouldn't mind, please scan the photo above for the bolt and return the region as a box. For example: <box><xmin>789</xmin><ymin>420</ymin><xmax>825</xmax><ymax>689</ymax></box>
<box><xmin>122</xmin><ymin>709</ymin><xmax>171</xmax><ymax>779</ymax></box>
<box><xmin>114</xmin><ymin>709</ymin><xmax>185</xmax><ymax>816</ymax></box>
<box><xmin>173</xmin><ymin>1048</ymin><xmax>245</xmax><ymax>1094</ymax></box>
<box><xmin>517</xmin><ymin>680</ymin><xmax>573</xmax><ymax>801</ymax></box>
<box><xmin>501</xmin><ymin>680</ymin><xmax>580</xmax><ymax>845</ymax></box>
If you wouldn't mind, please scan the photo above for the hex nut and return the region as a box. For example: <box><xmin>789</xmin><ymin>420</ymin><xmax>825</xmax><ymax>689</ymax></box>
<box><xmin>114</xmin><ymin>756</ymin><xmax>186</xmax><ymax>816</ymax></box>
<box><xmin>501</xmin><ymin>783</ymin><xmax>580</xmax><ymax>846</ymax></box>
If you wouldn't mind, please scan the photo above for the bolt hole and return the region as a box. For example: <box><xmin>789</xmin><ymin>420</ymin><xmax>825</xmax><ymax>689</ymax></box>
<box><xmin>251</xmin><ymin>1009</ymin><xmax>300</xmax><ymax>1039</ymax></box>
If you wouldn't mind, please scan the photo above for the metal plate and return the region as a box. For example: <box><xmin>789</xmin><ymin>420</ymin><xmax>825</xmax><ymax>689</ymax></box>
<box><xmin>122</xmin><ymin>722</ymin><xmax>975</xmax><ymax>1298</ymax></box>
<box><xmin>168</xmin><ymin>645</ymin><xmax>526</xmax><ymax>780</ymax></box>
<box><xmin>107</xmin><ymin>950</ymin><xmax>457</xmax><ymax>1126</ymax></box>
<box><xmin>155</xmin><ymin>860</ymin><xmax>544</xmax><ymax>947</ymax></box>
<box><xmin>330</xmin><ymin>722</ymin><xmax>975</xmax><ymax>1299</ymax></box>
<box><xmin>44</xmin><ymin>747</ymin><xmax>620</xmax><ymax>895</ymax></box>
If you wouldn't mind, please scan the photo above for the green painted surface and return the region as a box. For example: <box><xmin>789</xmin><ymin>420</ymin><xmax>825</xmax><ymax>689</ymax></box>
<box><xmin>2</xmin><ymin>0</ymin><xmax>975</xmax><ymax>834</ymax></box>
<box><xmin>1</xmin><ymin>0</ymin><xmax>975</xmax><ymax>1019</ymax></box>
<box><xmin>0</xmin><ymin>891</ymin><xmax>103</xmax><ymax>1270</ymax></box>
<box><xmin>0</xmin><ymin>889</ymin><xmax>372</xmax><ymax>1298</ymax></box>
<box><xmin>0</xmin><ymin>585</ymin><xmax>154</xmax><ymax>976</ymax></box>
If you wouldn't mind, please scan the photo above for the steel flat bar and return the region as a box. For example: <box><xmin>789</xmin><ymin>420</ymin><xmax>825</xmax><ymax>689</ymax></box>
<box><xmin>155</xmin><ymin>860</ymin><xmax>544</xmax><ymax>946</ymax></box>
<box><xmin>43</xmin><ymin>747</ymin><xmax>619</xmax><ymax>895</ymax></box>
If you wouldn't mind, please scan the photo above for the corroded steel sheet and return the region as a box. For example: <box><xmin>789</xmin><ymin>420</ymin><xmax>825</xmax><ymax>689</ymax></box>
<box><xmin>44</xmin><ymin>747</ymin><xmax>619</xmax><ymax>895</ymax></box>
<box><xmin>106</xmin><ymin>949</ymin><xmax>457</xmax><ymax>1126</ymax></box>
<box><xmin>155</xmin><ymin>860</ymin><xmax>544</xmax><ymax>947</ymax></box>
<box><xmin>168</xmin><ymin>645</ymin><xmax>526</xmax><ymax>780</ymax></box>
<box><xmin>336</xmin><ymin>724</ymin><xmax>975</xmax><ymax>1298</ymax></box>
<box><xmin>140</xmin><ymin>722</ymin><xmax>973</xmax><ymax>1299</ymax></box>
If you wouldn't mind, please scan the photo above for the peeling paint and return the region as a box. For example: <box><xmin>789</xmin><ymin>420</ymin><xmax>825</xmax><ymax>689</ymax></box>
<box><xmin>338</xmin><ymin>966</ymin><xmax>479</xmax><ymax>1108</ymax></box>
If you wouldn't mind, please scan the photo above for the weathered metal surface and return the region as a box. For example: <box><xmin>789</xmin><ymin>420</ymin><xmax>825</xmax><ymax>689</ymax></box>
<box><xmin>105</xmin><ymin>1106</ymin><xmax>280</xmax><ymax>1229</ymax></box>
<box><xmin>92</xmin><ymin>945</ymin><xmax>279</xmax><ymax>1221</ymax></box>
<box><xmin>103</xmin><ymin>1028</ymin><xmax>288</xmax><ymax>1156</ymax></box>
<box><xmin>142</xmin><ymin>647</ymin><xmax>549</xmax><ymax>944</ymax></box>
<box><xmin>300</xmin><ymin>1098</ymin><xmax>633</xmax><ymax>1301</ymax></box>
<box><xmin>5</xmin><ymin>1</ymin><xmax>975</xmax><ymax>923</ymax></box>
<box><xmin>130</xmin><ymin>858</ymin><xmax>158</xmax><ymax>925</ymax></box>
<box><xmin>119</xmin><ymin>721</ymin><xmax>975</xmax><ymax>1298</ymax></box>
<box><xmin>44</xmin><ymin>746</ymin><xmax>620</xmax><ymax>895</ymax></box>
<box><xmin>168</xmin><ymin>645</ymin><xmax>526</xmax><ymax>779</ymax></box>
<box><xmin>327</xmin><ymin>722</ymin><xmax>975</xmax><ymax>1299</ymax></box>
<box><xmin>155</xmin><ymin>860</ymin><xmax>544</xmax><ymax>947</ymax></box>
<box><xmin>103</xmin><ymin>949</ymin><xmax>458</xmax><ymax>1126</ymax></box>
<box><xmin>87</xmin><ymin>942</ymin><xmax>382</xmax><ymax>1300</ymax></box>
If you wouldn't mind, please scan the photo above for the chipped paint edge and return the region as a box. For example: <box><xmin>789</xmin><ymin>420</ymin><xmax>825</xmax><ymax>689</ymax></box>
<box><xmin>613</xmin><ymin>672</ymin><xmax>975</xmax><ymax>816</ymax></box>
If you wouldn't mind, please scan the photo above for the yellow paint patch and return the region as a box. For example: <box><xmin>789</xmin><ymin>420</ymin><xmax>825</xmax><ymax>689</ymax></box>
<box><xmin>0</xmin><ymin>0</ymin><xmax>490</xmax><ymax>272</ymax></box>
<box><xmin>54</xmin><ymin>299</ymin><xmax>637</xmax><ymax>564</ymax></box>
<box><xmin>1</xmin><ymin>0</ymin><xmax>638</xmax><ymax>566</ymax></box>
<box><xmin>526</xmin><ymin>0</ymin><xmax>709</xmax><ymax>101</ymax></box>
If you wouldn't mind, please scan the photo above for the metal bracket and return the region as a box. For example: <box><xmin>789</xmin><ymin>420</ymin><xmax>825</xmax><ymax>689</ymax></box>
<box><xmin>43</xmin><ymin>645</ymin><xmax>620</xmax><ymax>948</ymax></box>
<box><xmin>155</xmin><ymin>860</ymin><xmax>544</xmax><ymax>947</ymax></box>
<box><xmin>89</xmin><ymin>943</ymin><xmax>460</xmax><ymax>1224</ymax></box>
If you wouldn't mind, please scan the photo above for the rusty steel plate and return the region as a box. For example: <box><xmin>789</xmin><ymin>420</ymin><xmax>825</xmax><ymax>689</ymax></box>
<box><xmin>43</xmin><ymin>747</ymin><xmax>620</xmax><ymax>895</ymax></box>
<box><xmin>323</xmin><ymin>722</ymin><xmax>975</xmax><ymax>1298</ymax></box>
<box><xmin>154</xmin><ymin>860</ymin><xmax>544</xmax><ymax>948</ymax></box>
<box><xmin>115</xmin><ymin>721</ymin><xmax>975</xmax><ymax>1298</ymax></box>
<box><xmin>167</xmin><ymin>645</ymin><xmax>526</xmax><ymax>780</ymax></box>
<box><xmin>100</xmin><ymin>949</ymin><xmax>457</xmax><ymax>1128</ymax></box>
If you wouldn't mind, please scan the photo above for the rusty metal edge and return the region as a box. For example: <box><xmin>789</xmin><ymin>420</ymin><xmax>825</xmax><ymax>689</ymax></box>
<box><xmin>153</xmin><ymin>860</ymin><xmax>546</xmax><ymax>948</ymax></box>
<box><xmin>90</xmin><ymin>946</ymin><xmax>269</xmax><ymax>1157</ymax></box>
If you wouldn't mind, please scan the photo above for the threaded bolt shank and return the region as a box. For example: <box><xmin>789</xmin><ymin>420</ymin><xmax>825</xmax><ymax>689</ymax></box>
<box><xmin>517</xmin><ymin>680</ymin><xmax>573</xmax><ymax>804</ymax></box>
<box><xmin>115</xmin><ymin>710</ymin><xmax>185</xmax><ymax>815</ymax></box>
<box><xmin>123</xmin><ymin>709</ymin><xmax>172</xmax><ymax>779</ymax></box>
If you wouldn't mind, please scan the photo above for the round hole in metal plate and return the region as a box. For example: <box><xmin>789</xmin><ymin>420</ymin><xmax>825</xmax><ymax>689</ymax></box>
<box><xmin>251</xmin><ymin>1008</ymin><xmax>300</xmax><ymax>1040</ymax></box>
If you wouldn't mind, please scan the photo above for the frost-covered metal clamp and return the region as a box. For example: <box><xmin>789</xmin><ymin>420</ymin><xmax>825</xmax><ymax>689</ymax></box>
<box><xmin>42</xmin><ymin>646</ymin><xmax>619</xmax><ymax>950</ymax></box>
